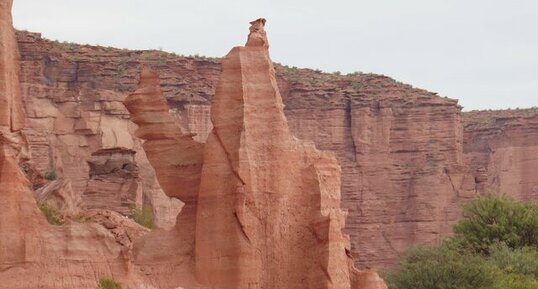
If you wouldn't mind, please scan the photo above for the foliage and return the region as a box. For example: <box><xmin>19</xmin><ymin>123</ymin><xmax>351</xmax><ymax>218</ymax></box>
<box><xmin>387</xmin><ymin>195</ymin><xmax>538</xmax><ymax>289</ymax></box>
<box><xmin>129</xmin><ymin>204</ymin><xmax>155</xmax><ymax>229</ymax></box>
<box><xmin>488</xmin><ymin>244</ymin><xmax>538</xmax><ymax>278</ymax></box>
<box><xmin>44</xmin><ymin>169</ymin><xmax>58</xmax><ymax>181</ymax></box>
<box><xmin>386</xmin><ymin>245</ymin><xmax>503</xmax><ymax>289</ymax></box>
<box><xmin>98</xmin><ymin>277</ymin><xmax>123</xmax><ymax>289</ymax></box>
<box><xmin>453</xmin><ymin>194</ymin><xmax>538</xmax><ymax>254</ymax></box>
<box><xmin>500</xmin><ymin>274</ymin><xmax>538</xmax><ymax>289</ymax></box>
<box><xmin>37</xmin><ymin>202</ymin><xmax>64</xmax><ymax>225</ymax></box>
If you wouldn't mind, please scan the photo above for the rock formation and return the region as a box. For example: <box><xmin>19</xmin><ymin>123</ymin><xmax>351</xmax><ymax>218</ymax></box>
<box><xmin>13</xmin><ymin>28</ymin><xmax>486</xmax><ymax>270</ymax></box>
<box><xmin>16</xmin><ymin>32</ymin><xmax>181</xmax><ymax>229</ymax></box>
<box><xmin>194</xmin><ymin>19</ymin><xmax>353</xmax><ymax>289</ymax></box>
<box><xmin>463</xmin><ymin>108</ymin><xmax>538</xmax><ymax>200</ymax></box>
<box><xmin>11</xmin><ymin>7</ymin><xmax>537</xmax><ymax>274</ymax></box>
<box><xmin>0</xmin><ymin>0</ymin><xmax>25</xmax><ymax>131</ymax></box>
<box><xmin>0</xmin><ymin>2</ymin><xmax>150</xmax><ymax>288</ymax></box>
<box><xmin>124</xmin><ymin>66</ymin><xmax>205</xmax><ymax>289</ymax></box>
<box><xmin>0</xmin><ymin>0</ymin><xmax>42</xmax><ymax>266</ymax></box>
<box><xmin>128</xmin><ymin>20</ymin><xmax>387</xmax><ymax>289</ymax></box>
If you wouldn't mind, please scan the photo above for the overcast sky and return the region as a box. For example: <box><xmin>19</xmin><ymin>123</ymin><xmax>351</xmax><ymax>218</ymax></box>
<box><xmin>12</xmin><ymin>0</ymin><xmax>537</xmax><ymax>111</ymax></box>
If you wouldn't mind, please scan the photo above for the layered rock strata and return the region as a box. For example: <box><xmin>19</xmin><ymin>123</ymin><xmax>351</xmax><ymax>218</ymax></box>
<box><xmin>16</xmin><ymin>32</ymin><xmax>181</xmax><ymax>229</ymax></box>
<box><xmin>194</xmin><ymin>19</ymin><xmax>353</xmax><ymax>289</ymax></box>
<box><xmin>463</xmin><ymin>108</ymin><xmax>538</xmax><ymax>200</ymax></box>
<box><xmin>0</xmin><ymin>2</ymin><xmax>150</xmax><ymax>288</ymax></box>
<box><xmin>128</xmin><ymin>20</ymin><xmax>387</xmax><ymax>289</ymax></box>
<box><xmin>15</xmin><ymin>28</ymin><xmax>482</xmax><ymax>269</ymax></box>
<box><xmin>125</xmin><ymin>66</ymin><xmax>204</xmax><ymax>288</ymax></box>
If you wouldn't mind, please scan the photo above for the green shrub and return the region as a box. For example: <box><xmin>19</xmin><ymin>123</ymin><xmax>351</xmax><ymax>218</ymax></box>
<box><xmin>44</xmin><ymin>170</ymin><xmax>57</xmax><ymax>180</ymax></box>
<box><xmin>98</xmin><ymin>277</ymin><xmax>123</xmax><ymax>289</ymax></box>
<box><xmin>386</xmin><ymin>245</ymin><xmax>503</xmax><ymax>289</ymax></box>
<box><xmin>37</xmin><ymin>202</ymin><xmax>64</xmax><ymax>225</ymax></box>
<box><xmin>488</xmin><ymin>244</ymin><xmax>538</xmax><ymax>278</ymax></box>
<box><xmin>453</xmin><ymin>194</ymin><xmax>538</xmax><ymax>253</ymax></box>
<box><xmin>387</xmin><ymin>195</ymin><xmax>538</xmax><ymax>289</ymax></box>
<box><xmin>500</xmin><ymin>273</ymin><xmax>538</xmax><ymax>289</ymax></box>
<box><xmin>129</xmin><ymin>204</ymin><xmax>154</xmax><ymax>229</ymax></box>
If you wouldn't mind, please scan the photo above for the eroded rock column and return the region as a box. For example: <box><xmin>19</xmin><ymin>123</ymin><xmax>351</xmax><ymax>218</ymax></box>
<box><xmin>194</xmin><ymin>18</ymin><xmax>353</xmax><ymax>289</ymax></box>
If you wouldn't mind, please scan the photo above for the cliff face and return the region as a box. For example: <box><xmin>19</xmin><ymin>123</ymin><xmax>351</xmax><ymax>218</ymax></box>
<box><xmin>129</xmin><ymin>20</ymin><xmax>387</xmax><ymax>289</ymax></box>
<box><xmin>15</xmin><ymin>29</ymin><xmax>480</xmax><ymax>269</ymax></box>
<box><xmin>17</xmin><ymin>31</ymin><xmax>181</xmax><ymax>229</ymax></box>
<box><xmin>463</xmin><ymin>108</ymin><xmax>538</xmax><ymax>200</ymax></box>
<box><xmin>1</xmin><ymin>2</ymin><xmax>147</xmax><ymax>288</ymax></box>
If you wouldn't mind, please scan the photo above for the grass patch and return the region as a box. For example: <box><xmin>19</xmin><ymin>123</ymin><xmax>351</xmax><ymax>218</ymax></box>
<box><xmin>38</xmin><ymin>202</ymin><xmax>64</xmax><ymax>225</ymax></box>
<box><xmin>98</xmin><ymin>277</ymin><xmax>123</xmax><ymax>289</ymax></box>
<box><xmin>44</xmin><ymin>170</ymin><xmax>57</xmax><ymax>180</ymax></box>
<box><xmin>129</xmin><ymin>204</ymin><xmax>155</xmax><ymax>229</ymax></box>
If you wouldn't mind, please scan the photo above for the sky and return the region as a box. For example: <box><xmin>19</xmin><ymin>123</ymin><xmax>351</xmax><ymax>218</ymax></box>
<box><xmin>12</xmin><ymin>0</ymin><xmax>538</xmax><ymax>111</ymax></box>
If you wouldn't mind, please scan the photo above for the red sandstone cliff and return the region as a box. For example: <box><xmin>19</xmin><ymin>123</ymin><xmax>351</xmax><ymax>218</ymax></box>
<box><xmin>463</xmin><ymin>108</ymin><xmax>538</xmax><ymax>200</ymax></box>
<box><xmin>1</xmin><ymin>2</ymin><xmax>150</xmax><ymax>288</ymax></box>
<box><xmin>14</xmin><ymin>29</ymin><xmax>483</xmax><ymax>269</ymax></box>
<box><xmin>128</xmin><ymin>19</ymin><xmax>387</xmax><ymax>289</ymax></box>
<box><xmin>10</xmin><ymin>3</ymin><xmax>537</xmax><ymax>273</ymax></box>
<box><xmin>14</xmin><ymin>29</ymin><xmax>474</xmax><ymax>267</ymax></box>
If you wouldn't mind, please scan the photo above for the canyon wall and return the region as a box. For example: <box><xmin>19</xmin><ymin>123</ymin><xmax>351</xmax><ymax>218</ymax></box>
<box><xmin>3</xmin><ymin>4</ymin><xmax>389</xmax><ymax>285</ymax></box>
<box><xmin>17</xmin><ymin>31</ymin><xmax>181</xmax><ymax>229</ymax></box>
<box><xmin>1</xmin><ymin>1</ymin><xmax>150</xmax><ymax>288</ymax></box>
<box><xmin>15</xmin><ymin>30</ymin><xmax>481</xmax><ymax>269</ymax></box>
<box><xmin>14</xmin><ymin>24</ymin><xmax>538</xmax><ymax>271</ymax></box>
<box><xmin>129</xmin><ymin>20</ymin><xmax>387</xmax><ymax>289</ymax></box>
<box><xmin>463</xmin><ymin>108</ymin><xmax>538</xmax><ymax>201</ymax></box>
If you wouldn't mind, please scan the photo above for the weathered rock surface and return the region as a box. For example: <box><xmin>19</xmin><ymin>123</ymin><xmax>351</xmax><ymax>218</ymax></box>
<box><xmin>130</xmin><ymin>20</ymin><xmax>386</xmax><ymax>289</ymax></box>
<box><xmin>16</xmin><ymin>31</ymin><xmax>181</xmax><ymax>229</ymax></box>
<box><xmin>0</xmin><ymin>0</ymin><xmax>25</xmax><ymax>131</ymax></box>
<box><xmin>194</xmin><ymin>21</ymin><xmax>354</xmax><ymax>289</ymax></box>
<box><xmin>13</xmin><ymin>29</ymin><xmax>483</xmax><ymax>269</ymax></box>
<box><xmin>463</xmin><ymin>108</ymin><xmax>538</xmax><ymax>200</ymax></box>
<box><xmin>84</xmin><ymin>148</ymin><xmax>143</xmax><ymax>216</ymax></box>
<box><xmin>1</xmin><ymin>2</ymin><xmax>148</xmax><ymax>288</ymax></box>
<box><xmin>125</xmin><ymin>66</ymin><xmax>205</xmax><ymax>289</ymax></box>
<box><xmin>12</xmin><ymin>10</ymin><xmax>537</xmax><ymax>273</ymax></box>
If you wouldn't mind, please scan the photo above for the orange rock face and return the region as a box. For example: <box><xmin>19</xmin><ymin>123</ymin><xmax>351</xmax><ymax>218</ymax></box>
<box><xmin>11</xmin><ymin>5</ymin><xmax>537</xmax><ymax>277</ymax></box>
<box><xmin>0</xmin><ymin>0</ymin><xmax>25</xmax><ymax>131</ymax></box>
<box><xmin>0</xmin><ymin>2</ymin><xmax>150</xmax><ymax>288</ymax></box>
<box><xmin>463</xmin><ymin>108</ymin><xmax>538</xmax><ymax>200</ymax></box>
<box><xmin>0</xmin><ymin>0</ymin><xmax>42</xmax><ymax>265</ymax></box>
<box><xmin>14</xmin><ymin>29</ymin><xmax>481</xmax><ymax>270</ymax></box>
<box><xmin>194</xmin><ymin>22</ymin><xmax>352</xmax><ymax>288</ymax></box>
<box><xmin>124</xmin><ymin>66</ymin><xmax>204</xmax><ymax>204</ymax></box>
<box><xmin>127</xmin><ymin>20</ymin><xmax>386</xmax><ymax>289</ymax></box>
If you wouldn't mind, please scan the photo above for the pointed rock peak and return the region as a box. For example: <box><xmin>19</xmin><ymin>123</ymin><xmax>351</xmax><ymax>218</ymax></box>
<box><xmin>246</xmin><ymin>18</ymin><xmax>269</xmax><ymax>48</ymax></box>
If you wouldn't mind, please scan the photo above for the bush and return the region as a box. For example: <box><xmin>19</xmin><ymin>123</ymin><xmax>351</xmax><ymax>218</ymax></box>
<box><xmin>37</xmin><ymin>202</ymin><xmax>64</xmax><ymax>225</ymax></box>
<box><xmin>387</xmin><ymin>195</ymin><xmax>538</xmax><ymax>289</ymax></box>
<box><xmin>500</xmin><ymin>273</ymin><xmax>538</xmax><ymax>289</ymax></box>
<box><xmin>453</xmin><ymin>194</ymin><xmax>538</xmax><ymax>254</ymax></box>
<box><xmin>488</xmin><ymin>244</ymin><xmax>538</xmax><ymax>278</ymax></box>
<box><xmin>44</xmin><ymin>170</ymin><xmax>57</xmax><ymax>180</ymax></box>
<box><xmin>129</xmin><ymin>204</ymin><xmax>154</xmax><ymax>229</ymax></box>
<box><xmin>98</xmin><ymin>277</ymin><xmax>123</xmax><ymax>289</ymax></box>
<box><xmin>386</xmin><ymin>245</ymin><xmax>503</xmax><ymax>289</ymax></box>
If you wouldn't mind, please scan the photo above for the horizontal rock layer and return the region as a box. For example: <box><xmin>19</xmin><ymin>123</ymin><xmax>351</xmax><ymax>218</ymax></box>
<box><xmin>14</xmin><ymin>30</ymin><xmax>536</xmax><ymax>270</ymax></box>
<box><xmin>463</xmin><ymin>108</ymin><xmax>538</xmax><ymax>200</ymax></box>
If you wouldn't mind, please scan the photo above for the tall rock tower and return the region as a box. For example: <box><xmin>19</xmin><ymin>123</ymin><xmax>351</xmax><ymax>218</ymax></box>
<box><xmin>194</xmin><ymin>18</ymin><xmax>353</xmax><ymax>289</ymax></box>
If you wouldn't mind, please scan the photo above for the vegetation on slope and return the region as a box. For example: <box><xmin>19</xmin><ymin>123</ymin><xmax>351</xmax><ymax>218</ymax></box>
<box><xmin>128</xmin><ymin>204</ymin><xmax>155</xmax><ymax>229</ymax></box>
<box><xmin>37</xmin><ymin>202</ymin><xmax>64</xmax><ymax>225</ymax></box>
<box><xmin>387</xmin><ymin>194</ymin><xmax>538</xmax><ymax>289</ymax></box>
<box><xmin>98</xmin><ymin>277</ymin><xmax>124</xmax><ymax>289</ymax></box>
